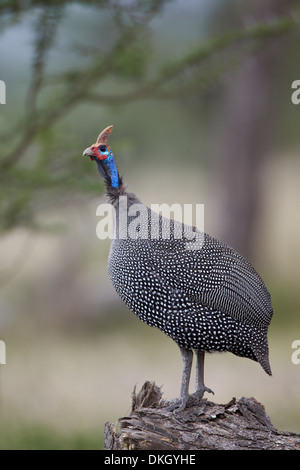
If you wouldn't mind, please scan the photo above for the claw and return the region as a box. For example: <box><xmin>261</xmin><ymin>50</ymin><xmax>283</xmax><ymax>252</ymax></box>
<box><xmin>166</xmin><ymin>386</ymin><xmax>214</xmax><ymax>413</ymax></box>
<box><xmin>192</xmin><ymin>386</ymin><xmax>214</xmax><ymax>400</ymax></box>
<box><xmin>166</xmin><ymin>398</ymin><xmax>187</xmax><ymax>413</ymax></box>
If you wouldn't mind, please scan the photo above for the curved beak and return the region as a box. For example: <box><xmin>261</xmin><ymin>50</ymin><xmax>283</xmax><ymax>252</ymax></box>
<box><xmin>83</xmin><ymin>147</ymin><xmax>94</xmax><ymax>157</ymax></box>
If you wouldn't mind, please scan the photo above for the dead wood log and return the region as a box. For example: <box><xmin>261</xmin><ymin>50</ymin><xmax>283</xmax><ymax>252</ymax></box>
<box><xmin>104</xmin><ymin>381</ymin><xmax>300</xmax><ymax>450</ymax></box>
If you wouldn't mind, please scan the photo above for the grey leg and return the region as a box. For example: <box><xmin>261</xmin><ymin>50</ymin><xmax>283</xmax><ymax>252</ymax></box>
<box><xmin>166</xmin><ymin>346</ymin><xmax>193</xmax><ymax>412</ymax></box>
<box><xmin>179</xmin><ymin>347</ymin><xmax>193</xmax><ymax>406</ymax></box>
<box><xmin>194</xmin><ymin>350</ymin><xmax>214</xmax><ymax>399</ymax></box>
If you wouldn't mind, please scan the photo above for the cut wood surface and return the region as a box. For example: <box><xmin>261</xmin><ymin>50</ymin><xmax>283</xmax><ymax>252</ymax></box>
<box><xmin>104</xmin><ymin>381</ymin><xmax>300</xmax><ymax>450</ymax></box>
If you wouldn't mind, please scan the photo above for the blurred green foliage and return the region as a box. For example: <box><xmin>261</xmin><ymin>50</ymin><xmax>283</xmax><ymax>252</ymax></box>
<box><xmin>0</xmin><ymin>0</ymin><xmax>299</xmax><ymax>231</ymax></box>
<box><xmin>0</xmin><ymin>424</ymin><xmax>102</xmax><ymax>450</ymax></box>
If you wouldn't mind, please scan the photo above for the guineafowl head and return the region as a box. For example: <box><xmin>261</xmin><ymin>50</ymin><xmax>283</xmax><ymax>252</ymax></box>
<box><xmin>83</xmin><ymin>125</ymin><xmax>119</xmax><ymax>188</ymax></box>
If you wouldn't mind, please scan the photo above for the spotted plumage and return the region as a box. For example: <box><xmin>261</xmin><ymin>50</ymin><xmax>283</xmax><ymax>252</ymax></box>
<box><xmin>83</xmin><ymin>125</ymin><xmax>273</xmax><ymax>411</ymax></box>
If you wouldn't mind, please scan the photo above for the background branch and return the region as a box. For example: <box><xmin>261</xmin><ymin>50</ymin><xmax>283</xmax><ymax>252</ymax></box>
<box><xmin>25</xmin><ymin>6</ymin><xmax>63</xmax><ymax>115</ymax></box>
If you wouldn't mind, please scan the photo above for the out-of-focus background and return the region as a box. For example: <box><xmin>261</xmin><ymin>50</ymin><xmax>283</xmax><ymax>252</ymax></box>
<box><xmin>0</xmin><ymin>0</ymin><xmax>300</xmax><ymax>449</ymax></box>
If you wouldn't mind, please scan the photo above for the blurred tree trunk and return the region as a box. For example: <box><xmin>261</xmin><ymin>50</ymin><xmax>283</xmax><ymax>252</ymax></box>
<box><xmin>215</xmin><ymin>0</ymin><xmax>296</xmax><ymax>260</ymax></box>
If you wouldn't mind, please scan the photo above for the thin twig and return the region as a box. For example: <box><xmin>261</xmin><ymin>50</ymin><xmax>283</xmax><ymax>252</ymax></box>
<box><xmin>25</xmin><ymin>6</ymin><xmax>64</xmax><ymax>115</ymax></box>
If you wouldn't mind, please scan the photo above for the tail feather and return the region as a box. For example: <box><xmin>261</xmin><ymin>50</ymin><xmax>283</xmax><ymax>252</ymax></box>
<box><xmin>251</xmin><ymin>328</ymin><xmax>272</xmax><ymax>376</ymax></box>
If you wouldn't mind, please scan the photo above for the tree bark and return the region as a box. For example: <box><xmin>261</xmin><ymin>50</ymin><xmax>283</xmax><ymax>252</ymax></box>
<box><xmin>104</xmin><ymin>381</ymin><xmax>300</xmax><ymax>450</ymax></box>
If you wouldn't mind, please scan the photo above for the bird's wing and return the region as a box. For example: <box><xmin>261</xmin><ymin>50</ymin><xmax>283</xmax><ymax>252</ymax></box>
<box><xmin>194</xmin><ymin>235</ymin><xmax>273</xmax><ymax>328</ymax></box>
<box><xmin>149</xmin><ymin>230</ymin><xmax>273</xmax><ymax>328</ymax></box>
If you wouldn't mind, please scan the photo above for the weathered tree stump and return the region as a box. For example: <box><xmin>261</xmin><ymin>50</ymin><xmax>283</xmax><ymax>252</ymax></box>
<box><xmin>104</xmin><ymin>381</ymin><xmax>300</xmax><ymax>450</ymax></box>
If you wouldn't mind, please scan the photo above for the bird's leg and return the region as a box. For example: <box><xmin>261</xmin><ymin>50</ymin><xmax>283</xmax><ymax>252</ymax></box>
<box><xmin>193</xmin><ymin>350</ymin><xmax>214</xmax><ymax>399</ymax></box>
<box><xmin>166</xmin><ymin>347</ymin><xmax>193</xmax><ymax>412</ymax></box>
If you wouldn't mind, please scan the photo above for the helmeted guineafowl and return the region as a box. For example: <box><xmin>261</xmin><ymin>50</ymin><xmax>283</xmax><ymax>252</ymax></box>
<box><xmin>83</xmin><ymin>125</ymin><xmax>273</xmax><ymax>412</ymax></box>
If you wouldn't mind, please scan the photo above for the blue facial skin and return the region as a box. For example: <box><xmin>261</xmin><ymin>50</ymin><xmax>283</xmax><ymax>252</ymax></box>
<box><xmin>99</xmin><ymin>149</ymin><xmax>119</xmax><ymax>188</ymax></box>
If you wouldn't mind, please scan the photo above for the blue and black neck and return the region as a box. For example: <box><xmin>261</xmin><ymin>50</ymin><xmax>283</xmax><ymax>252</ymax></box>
<box><xmin>95</xmin><ymin>148</ymin><xmax>119</xmax><ymax>187</ymax></box>
<box><xmin>95</xmin><ymin>149</ymin><xmax>126</xmax><ymax>204</ymax></box>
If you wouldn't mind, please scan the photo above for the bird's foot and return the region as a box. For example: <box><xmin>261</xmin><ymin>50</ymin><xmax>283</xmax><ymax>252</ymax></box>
<box><xmin>165</xmin><ymin>397</ymin><xmax>187</xmax><ymax>413</ymax></box>
<box><xmin>166</xmin><ymin>386</ymin><xmax>214</xmax><ymax>413</ymax></box>
<box><xmin>191</xmin><ymin>385</ymin><xmax>214</xmax><ymax>401</ymax></box>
